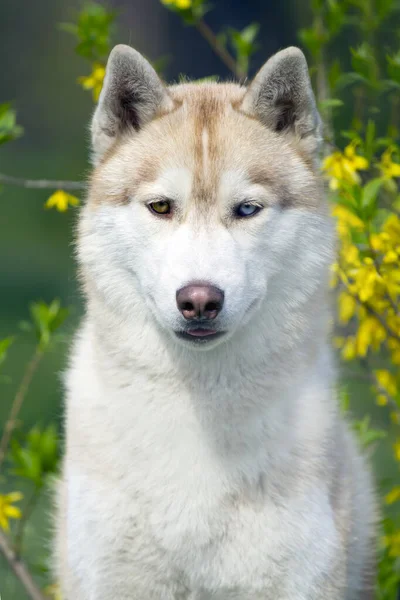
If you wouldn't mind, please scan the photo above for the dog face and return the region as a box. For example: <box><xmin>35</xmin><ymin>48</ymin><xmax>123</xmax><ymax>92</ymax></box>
<box><xmin>79</xmin><ymin>46</ymin><xmax>333</xmax><ymax>349</ymax></box>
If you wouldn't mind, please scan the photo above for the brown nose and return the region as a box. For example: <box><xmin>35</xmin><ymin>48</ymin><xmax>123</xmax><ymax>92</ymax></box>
<box><xmin>176</xmin><ymin>283</ymin><xmax>224</xmax><ymax>320</ymax></box>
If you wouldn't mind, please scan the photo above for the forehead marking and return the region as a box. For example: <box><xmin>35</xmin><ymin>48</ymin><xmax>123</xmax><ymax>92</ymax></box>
<box><xmin>202</xmin><ymin>128</ymin><xmax>210</xmax><ymax>180</ymax></box>
<box><xmin>192</xmin><ymin>95</ymin><xmax>223</xmax><ymax>208</ymax></box>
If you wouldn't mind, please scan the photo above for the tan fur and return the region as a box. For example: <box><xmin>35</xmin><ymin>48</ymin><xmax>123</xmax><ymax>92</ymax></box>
<box><xmin>88</xmin><ymin>83</ymin><xmax>322</xmax><ymax>216</ymax></box>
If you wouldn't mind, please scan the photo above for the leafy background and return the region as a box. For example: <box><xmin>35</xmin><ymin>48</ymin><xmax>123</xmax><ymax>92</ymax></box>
<box><xmin>0</xmin><ymin>0</ymin><xmax>399</xmax><ymax>598</ymax></box>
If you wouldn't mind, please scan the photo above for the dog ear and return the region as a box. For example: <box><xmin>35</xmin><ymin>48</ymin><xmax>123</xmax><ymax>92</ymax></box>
<box><xmin>241</xmin><ymin>47</ymin><xmax>322</xmax><ymax>161</ymax></box>
<box><xmin>90</xmin><ymin>44</ymin><xmax>174</xmax><ymax>164</ymax></box>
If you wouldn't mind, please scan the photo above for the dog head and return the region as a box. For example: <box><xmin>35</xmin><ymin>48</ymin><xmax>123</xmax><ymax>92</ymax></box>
<box><xmin>79</xmin><ymin>45</ymin><xmax>333</xmax><ymax>350</ymax></box>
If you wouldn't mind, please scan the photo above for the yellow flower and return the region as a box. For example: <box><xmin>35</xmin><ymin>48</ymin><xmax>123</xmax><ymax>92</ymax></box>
<box><xmin>0</xmin><ymin>492</ymin><xmax>23</xmax><ymax>531</ymax></box>
<box><xmin>45</xmin><ymin>190</ymin><xmax>80</xmax><ymax>212</ymax></box>
<box><xmin>331</xmin><ymin>205</ymin><xmax>364</xmax><ymax>239</ymax></box>
<box><xmin>323</xmin><ymin>143</ymin><xmax>368</xmax><ymax>190</ymax></box>
<box><xmin>78</xmin><ymin>63</ymin><xmax>106</xmax><ymax>102</ymax></box>
<box><xmin>383</xmin><ymin>532</ymin><xmax>400</xmax><ymax>557</ymax></box>
<box><xmin>386</xmin><ymin>486</ymin><xmax>400</xmax><ymax>505</ymax></box>
<box><xmin>375</xmin><ymin>369</ymin><xmax>398</xmax><ymax>396</ymax></box>
<box><xmin>394</xmin><ymin>438</ymin><xmax>400</xmax><ymax>462</ymax></box>
<box><xmin>383</xmin><ymin>250</ymin><xmax>398</xmax><ymax>264</ymax></box>
<box><xmin>356</xmin><ymin>317</ymin><xmax>386</xmax><ymax>357</ymax></box>
<box><xmin>161</xmin><ymin>0</ymin><xmax>191</xmax><ymax>7</ymax></box>
<box><xmin>338</xmin><ymin>291</ymin><xmax>356</xmax><ymax>324</ymax></box>
<box><xmin>383</xmin><ymin>214</ymin><xmax>400</xmax><ymax>244</ymax></box>
<box><xmin>354</xmin><ymin>263</ymin><xmax>380</xmax><ymax>303</ymax></box>
<box><xmin>378</xmin><ymin>148</ymin><xmax>400</xmax><ymax>179</ymax></box>
<box><xmin>341</xmin><ymin>336</ymin><xmax>356</xmax><ymax>361</ymax></box>
<box><xmin>391</xmin><ymin>411</ymin><xmax>400</xmax><ymax>425</ymax></box>
<box><xmin>376</xmin><ymin>393</ymin><xmax>388</xmax><ymax>406</ymax></box>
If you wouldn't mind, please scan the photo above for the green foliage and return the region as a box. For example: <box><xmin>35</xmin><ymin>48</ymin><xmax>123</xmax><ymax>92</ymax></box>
<box><xmin>378</xmin><ymin>518</ymin><xmax>400</xmax><ymax>600</ymax></box>
<box><xmin>10</xmin><ymin>425</ymin><xmax>60</xmax><ymax>488</ymax></box>
<box><xmin>19</xmin><ymin>299</ymin><xmax>70</xmax><ymax>351</ymax></box>
<box><xmin>0</xmin><ymin>103</ymin><xmax>23</xmax><ymax>146</ymax></box>
<box><xmin>0</xmin><ymin>337</ymin><xmax>14</xmax><ymax>369</ymax></box>
<box><xmin>220</xmin><ymin>23</ymin><xmax>260</xmax><ymax>77</ymax></box>
<box><xmin>60</xmin><ymin>2</ymin><xmax>117</xmax><ymax>61</ymax></box>
<box><xmin>353</xmin><ymin>414</ymin><xmax>387</xmax><ymax>448</ymax></box>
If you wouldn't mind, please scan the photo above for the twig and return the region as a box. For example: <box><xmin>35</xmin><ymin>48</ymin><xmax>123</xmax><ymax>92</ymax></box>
<box><xmin>195</xmin><ymin>19</ymin><xmax>243</xmax><ymax>80</ymax></box>
<box><xmin>0</xmin><ymin>530</ymin><xmax>47</xmax><ymax>600</ymax></box>
<box><xmin>0</xmin><ymin>349</ymin><xmax>43</xmax><ymax>472</ymax></box>
<box><xmin>14</xmin><ymin>485</ymin><xmax>42</xmax><ymax>559</ymax></box>
<box><xmin>0</xmin><ymin>173</ymin><xmax>85</xmax><ymax>191</ymax></box>
<box><xmin>363</xmin><ymin>300</ymin><xmax>400</xmax><ymax>343</ymax></box>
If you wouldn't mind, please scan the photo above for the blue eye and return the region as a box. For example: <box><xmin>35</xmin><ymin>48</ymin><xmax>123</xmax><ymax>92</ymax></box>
<box><xmin>235</xmin><ymin>203</ymin><xmax>262</xmax><ymax>218</ymax></box>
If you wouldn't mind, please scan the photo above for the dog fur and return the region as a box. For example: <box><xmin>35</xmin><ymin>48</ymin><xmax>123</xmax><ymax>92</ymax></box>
<box><xmin>55</xmin><ymin>44</ymin><xmax>377</xmax><ymax>599</ymax></box>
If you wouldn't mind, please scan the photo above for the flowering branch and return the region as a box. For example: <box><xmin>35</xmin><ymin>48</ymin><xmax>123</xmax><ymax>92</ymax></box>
<box><xmin>0</xmin><ymin>173</ymin><xmax>85</xmax><ymax>191</ymax></box>
<box><xmin>338</xmin><ymin>267</ymin><xmax>400</xmax><ymax>344</ymax></box>
<box><xmin>0</xmin><ymin>530</ymin><xmax>47</xmax><ymax>600</ymax></box>
<box><xmin>195</xmin><ymin>19</ymin><xmax>244</xmax><ymax>79</ymax></box>
<box><xmin>0</xmin><ymin>349</ymin><xmax>43</xmax><ymax>472</ymax></box>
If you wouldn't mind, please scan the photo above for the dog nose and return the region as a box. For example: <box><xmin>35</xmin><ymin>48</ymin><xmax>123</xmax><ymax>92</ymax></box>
<box><xmin>176</xmin><ymin>283</ymin><xmax>224</xmax><ymax>320</ymax></box>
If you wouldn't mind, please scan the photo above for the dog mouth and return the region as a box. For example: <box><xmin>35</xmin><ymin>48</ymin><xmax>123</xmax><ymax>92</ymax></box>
<box><xmin>175</xmin><ymin>328</ymin><xmax>226</xmax><ymax>344</ymax></box>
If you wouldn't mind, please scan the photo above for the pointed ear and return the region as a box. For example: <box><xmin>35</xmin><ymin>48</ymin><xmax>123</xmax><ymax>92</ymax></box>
<box><xmin>240</xmin><ymin>47</ymin><xmax>322</xmax><ymax>161</ymax></box>
<box><xmin>90</xmin><ymin>45</ymin><xmax>174</xmax><ymax>164</ymax></box>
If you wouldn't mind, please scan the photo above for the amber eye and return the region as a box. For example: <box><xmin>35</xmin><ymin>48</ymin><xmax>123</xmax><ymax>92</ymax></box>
<box><xmin>148</xmin><ymin>200</ymin><xmax>171</xmax><ymax>216</ymax></box>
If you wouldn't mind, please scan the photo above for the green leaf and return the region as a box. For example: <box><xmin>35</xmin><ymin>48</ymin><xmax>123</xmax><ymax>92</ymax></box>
<box><xmin>61</xmin><ymin>2</ymin><xmax>117</xmax><ymax>61</ymax></box>
<box><xmin>328</xmin><ymin>60</ymin><xmax>342</xmax><ymax>91</ymax></box>
<box><xmin>352</xmin><ymin>415</ymin><xmax>387</xmax><ymax>449</ymax></box>
<box><xmin>361</xmin><ymin>178</ymin><xmax>384</xmax><ymax>218</ymax></box>
<box><xmin>227</xmin><ymin>22</ymin><xmax>260</xmax><ymax>77</ymax></box>
<box><xmin>387</xmin><ymin>51</ymin><xmax>400</xmax><ymax>84</ymax></box>
<box><xmin>350</xmin><ymin>43</ymin><xmax>379</xmax><ymax>85</ymax></box>
<box><xmin>298</xmin><ymin>27</ymin><xmax>325</xmax><ymax>58</ymax></box>
<box><xmin>0</xmin><ymin>337</ymin><xmax>14</xmax><ymax>368</ymax></box>
<box><xmin>335</xmin><ymin>71</ymin><xmax>368</xmax><ymax>90</ymax></box>
<box><xmin>28</xmin><ymin>299</ymin><xmax>70</xmax><ymax>350</ymax></box>
<box><xmin>10</xmin><ymin>425</ymin><xmax>60</xmax><ymax>483</ymax></box>
<box><xmin>39</xmin><ymin>424</ymin><xmax>59</xmax><ymax>473</ymax></box>
<box><xmin>325</xmin><ymin>0</ymin><xmax>347</xmax><ymax>37</ymax></box>
<box><xmin>0</xmin><ymin>103</ymin><xmax>24</xmax><ymax>146</ymax></box>
<box><xmin>376</xmin><ymin>0</ymin><xmax>396</xmax><ymax>19</ymax></box>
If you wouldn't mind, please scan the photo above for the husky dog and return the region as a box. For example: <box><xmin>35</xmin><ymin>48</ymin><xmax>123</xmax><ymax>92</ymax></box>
<box><xmin>56</xmin><ymin>44</ymin><xmax>377</xmax><ymax>599</ymax></box>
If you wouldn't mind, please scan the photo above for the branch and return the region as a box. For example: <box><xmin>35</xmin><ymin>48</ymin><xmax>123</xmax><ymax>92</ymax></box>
<box><xmin>14</xmin><ymin>486</ymin><xmax>42</xmax><ymax>559</ymax></box>
<box><xmin>0</xmin><ymin>349</ymin><xmax>43</xmax><ymax>472</ymax></box>
<box><xmin>0</xmin><ymin>173</ymin><xmax>85</xmax><ymax>191</ymax></box>
<box><xmin>195</xmin><ymin>19</ymin><xmax>243</xmax><ymax>80</ymax></box>
<box><xmin>0</xmin><ymin>530</ymin><xmax>47</xmax><ymax>600</ymax></box>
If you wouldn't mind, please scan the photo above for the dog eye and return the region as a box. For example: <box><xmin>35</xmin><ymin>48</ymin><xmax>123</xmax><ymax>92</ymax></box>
<box><xmin>148</xmin><ymin>200</ymin><xmax>171</xmax><ymax>216</ymax></box>
<box><xmin>235</xmin><ymin>203</ymin><xmax>262</xmax><ymax>218</ymax></box>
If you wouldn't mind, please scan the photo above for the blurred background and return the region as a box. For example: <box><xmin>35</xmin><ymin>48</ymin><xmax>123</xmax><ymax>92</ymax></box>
<box><xmin>0</xmin><ymin>0</ymin><xmax>398</xmax><ymax>598</ymax></box>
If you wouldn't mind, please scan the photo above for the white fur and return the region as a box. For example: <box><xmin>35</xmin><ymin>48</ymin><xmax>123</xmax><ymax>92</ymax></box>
<box><xmin>57</xmin><ymin>186</ymin><xmax>376</xmax><ymax>598</ymax></box>
<box><xmin>56</xmin><ymin>48</ymin><xmax>377</xmax><ymax>600</ymax></box>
